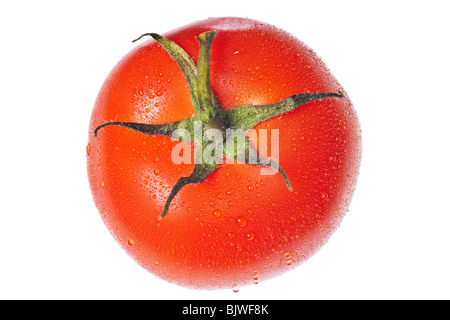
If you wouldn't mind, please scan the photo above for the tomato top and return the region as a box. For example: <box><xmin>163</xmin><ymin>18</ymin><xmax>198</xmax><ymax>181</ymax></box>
<box><xmin>87</xmin><ymin>17</ymin><xmax>361</xmax><ymax>290</ymax></box>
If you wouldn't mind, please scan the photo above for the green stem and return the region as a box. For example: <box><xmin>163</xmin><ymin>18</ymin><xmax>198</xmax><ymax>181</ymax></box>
<box><xmin>94</xmin><ymin>31</ymin><xmax>345</xmax><ymax>219</ymax></box>
<box><xmin>133</xmin><ymin>33</ymin><xmax>200</xmax><ymax>116</ymax></box>
<box><xmin>196</xmin><ymin>31</ymin><xmax>220</xmax><ymax>123</ymax></box>
<box><xmin>158</xmin><ymin>162</ymin><xmax>217</xmax><ymax>220</ymax></box>
<box><xmin>227</xmin><ymin>92</ymin><xmax>343</xmax><ymax>132</ymax></box>
<box><xmin>94</xmin><ymin>118</ymin><xmax>195</xmax><ymax>142</ymax></box>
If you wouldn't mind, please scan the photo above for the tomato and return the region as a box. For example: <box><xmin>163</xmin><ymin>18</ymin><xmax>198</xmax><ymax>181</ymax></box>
<box><xmin>87</xmin><ymin>17</ymin><xmax>361</xmax><ymax>290</ymax></box>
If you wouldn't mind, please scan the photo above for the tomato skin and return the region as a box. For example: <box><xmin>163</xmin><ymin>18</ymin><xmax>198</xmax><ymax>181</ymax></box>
<box><xmin>87</xmin><ymin>17</ymin><xmax>361</xmax><ymax>289</ymax></box>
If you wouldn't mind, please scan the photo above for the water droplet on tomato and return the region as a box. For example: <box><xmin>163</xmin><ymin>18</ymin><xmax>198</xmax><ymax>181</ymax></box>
<box><xmin>213</xmin><ymin>209</ymin><xmax>221</xmax><ymax>218</ymax></box>
<box><xmin>86</xmin><ymin>143</ymin><xmax>91</xmax><ymax>156</ymax></box>
<box><xmin>128</xmin><ymin>239</ymin><xmax>134</xmax><ymax>246</ymax></box>
<box><xmin>246</xmin><ymin>232</ymin><xmax>255</xmax><ymax>240</ymax></box>
<box><xmin>100</xmin><ymin>180</ymin><xmax>105</xmax><ymax>188</ymax></box>
<box><xmin>154</xmin><ymin>168</ymin><xmax>161</xmax><ymax>176</ymax></box>
<box><xmin>236</xmin><ymin>216</ymin><xmax>247</xmax><ymax>228</ymax></box>
<box><xmin>247</xmin><ymin>184</ymin><xmax>254</xmax><ymax>191</ymax></box>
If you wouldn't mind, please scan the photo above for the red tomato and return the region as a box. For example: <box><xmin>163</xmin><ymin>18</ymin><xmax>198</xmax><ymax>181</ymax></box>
<box><xmin>87</xmin><ymin>17</ymin><xmax>361</xmax><ymax>290</ymax></box>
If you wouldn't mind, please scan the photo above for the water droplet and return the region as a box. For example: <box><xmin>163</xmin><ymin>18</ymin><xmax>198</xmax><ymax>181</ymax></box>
<box><xmin>321</xmin><ymin>193</ymin><xmax>328</xmax><ymax>199</ymax></box>
<box><xmin>128</xmin><ymin>239</ymin><xmax>134</xmax><ymax>246</ymax></box>
<box><xmin>100</xmin><ymin>180</ymin><xmax>105</xmax><ymax>188</ymax></box>
<box><xmin>213</xmin><ymin>209</ymin><xmax>221</xmax><ymax>218</ymax></box>
<box><xmin>246</xmin><ymin>232</ymin><xmax>255</xmax><ymax>240</ymax></box>
<box><xmin>232</xmin><ymin>286</ymin><xmax>240</xmax><ymax>293</ymax></box>
<box><xmin>286</xmin><ymin>260</ymin><xmax>292</xmax><ymax>265</ymax></box>
<box><xmin>236</xmin><ymin>216</ymin><xmax>247</xmax><ymax>228</ymax></box>
<box><xmin>86</xmin><ymin>143</ymin><xmax>91</xmax><ymax>156</ymax></box>
<box><xmin>154</xmin><ymin>168</ymin><xmax>161</xmax><ymax>176</ymax></box>
<box><xmin>247</xmin><ymin>184</ymin><xmax>254</xmax><ymax>191</ymax></box>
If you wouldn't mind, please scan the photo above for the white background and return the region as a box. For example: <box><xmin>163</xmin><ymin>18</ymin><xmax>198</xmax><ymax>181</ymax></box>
<box><xmin>1</xmin><ymin>0</ymin><xmax>449</xmax><ymax>300</ymax></box>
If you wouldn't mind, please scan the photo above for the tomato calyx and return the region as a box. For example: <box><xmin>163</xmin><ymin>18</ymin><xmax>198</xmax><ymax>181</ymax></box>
<box><xmin>94</xmin><ymin>31</ymin><xmax>343</xmax><ymax>220</ymax></box>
